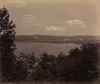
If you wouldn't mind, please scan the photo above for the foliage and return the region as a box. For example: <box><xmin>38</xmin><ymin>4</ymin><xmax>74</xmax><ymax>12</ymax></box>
<box><xmin>79</xmin><ymin>43</ymin><xmax>99</xmax><ymax>80</ymax></box>
<box><xmin>14</xmin><ymin>52</ymin><xmax>35</xmax><ymax>81</ymax></box>
<box><xmin>0</xmin><ymin>8</ymin><xmax>16</xmax><ymax>81</ymax></box>
<box><xmin>13</xmin><ymin>43</ymin><xmax>99</xmax><ymax>81</ymax></box>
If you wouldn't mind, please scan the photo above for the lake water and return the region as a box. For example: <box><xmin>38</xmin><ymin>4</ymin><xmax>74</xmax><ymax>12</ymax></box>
<box><xmin>15</xmin><ymin>42</ymin><xmax>80</xmax><ymax>57</ymax></box>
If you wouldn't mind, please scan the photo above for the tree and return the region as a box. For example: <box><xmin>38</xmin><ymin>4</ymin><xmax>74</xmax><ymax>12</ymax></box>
<box><xmin>0</xmin><ymin>8</ymin><xmax>16</xmax><ymax>81</ymax></box>
<box><xmin>80</xmin><ymin>43</ymin><xmax>99</xmax><ymax>80</ymax></box>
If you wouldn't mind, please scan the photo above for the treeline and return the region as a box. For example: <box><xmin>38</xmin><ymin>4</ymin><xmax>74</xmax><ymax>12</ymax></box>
<box><xmin>2</xmin><ymin>43</ymin><xmax>99</xmax><ymax>82</ymax></box>
<box><xmin>16</xmin><ymin>35</ymin><xmax>100</xmax><ymax>44</ymax></box>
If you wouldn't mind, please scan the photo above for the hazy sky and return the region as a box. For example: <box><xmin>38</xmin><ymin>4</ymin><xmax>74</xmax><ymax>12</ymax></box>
<box><xmin>0</xmin><ymin>0</ymin><xmax>100</xmax><ymax>36</ymax></box>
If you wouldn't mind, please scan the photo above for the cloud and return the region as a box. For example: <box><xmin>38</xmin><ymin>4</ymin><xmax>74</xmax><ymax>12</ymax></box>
<box><xmin>46</xmin><ymin>26</ymin><xmax>58</xmax><ymax>31</ymax></box>
<box><xmin>45</xmin><ymin>26</ymin><xmax>65</xmax><ymax>32</ymax></box>
<box><xmin>32</xmin><ymin>23</ymin><xmax>47</xmax><ymax>27</ymax></box>
<box><xmin>22</xmin><ymin>14</ymin><xmax>37</xmax><ymax>24</ymax></box>
<box><xmin>6</xmin><ymin>0</ymin><xmax>27</xmax><ymax>4</ymax></box>
<box><xmin>32</xmin><ymin>23</ymin><xmax>39</xmax><ymax>26</ymax></box>
<box><xmin>13</xmin><ymin>4</ymin><xmax>27</xmax><ymax>8</ymax></box>
<box><xmin>22</xmin><ymin>14</ymin><xmax>47</xmax><ymax>27</ymax></box>
<box><xmin>64</xmin><ymin>19</ymin><xmax>87</xmax><ymax>28</ymax></box>
<box><xmin>6</xmin><ymin>0</ymin><xmax>27</xmax><ymax>8</ymax></box>
<box><xmin>40</xmin><ymin>24</ymin><xmax>47</xmax><ymax>27</ymax></box>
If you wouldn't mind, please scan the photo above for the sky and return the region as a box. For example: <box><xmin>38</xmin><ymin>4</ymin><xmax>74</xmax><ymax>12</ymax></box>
<box><xmin>0</xmin><ymin>0</ymin><xmax>100</xmax><ymax>36</ymax></box>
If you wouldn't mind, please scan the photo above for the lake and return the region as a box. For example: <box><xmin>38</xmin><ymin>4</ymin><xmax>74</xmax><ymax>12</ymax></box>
<box><xmin>15</xmin><ymin>42</ymin><xmax>80</xmax><ymax>57</ymax></box>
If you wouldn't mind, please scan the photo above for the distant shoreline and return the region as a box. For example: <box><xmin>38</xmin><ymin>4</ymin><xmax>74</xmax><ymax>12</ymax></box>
<box><xmin>15</xmin><ymin>35</ymin><xmax>100</xmax><ymax>45</ymax></box>
<box><xmin>15</xmin><ymin>41</ymin><xmax>83</xmax><ymax>45</ymax></box>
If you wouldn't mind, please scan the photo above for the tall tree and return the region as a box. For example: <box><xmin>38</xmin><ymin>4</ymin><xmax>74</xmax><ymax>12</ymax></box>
<box><xmin>0</xmin><ymin>8</ymin><xmax>16</xmax><ymax>81</ymax></box>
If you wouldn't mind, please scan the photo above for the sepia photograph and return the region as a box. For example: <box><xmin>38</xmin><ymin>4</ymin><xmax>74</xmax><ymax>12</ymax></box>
<box><xmin>0</xmin><ymin>0</ymin><xmax>100</xmax><ymax>84</ymax></box>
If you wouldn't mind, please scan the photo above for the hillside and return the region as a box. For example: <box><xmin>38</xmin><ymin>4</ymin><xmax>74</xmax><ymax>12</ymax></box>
<box><xmin>15</xmin><ymin>35</ymin><xmax>100</xmax><ymax>44</ymax></box>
